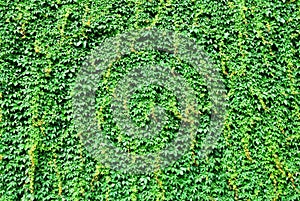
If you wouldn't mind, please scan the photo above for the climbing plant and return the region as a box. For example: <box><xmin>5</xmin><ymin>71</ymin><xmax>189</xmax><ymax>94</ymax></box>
<box><xmin>0</xmin><ymin>0</ymin><xmax>299</xmax><ymax>200</ymax></box>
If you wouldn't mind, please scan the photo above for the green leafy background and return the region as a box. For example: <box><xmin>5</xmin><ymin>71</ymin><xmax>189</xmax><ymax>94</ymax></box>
<box><xmin>0</xmin><ymin>0</ymin><xmax>299</xmax><ymax>200</ymax></box>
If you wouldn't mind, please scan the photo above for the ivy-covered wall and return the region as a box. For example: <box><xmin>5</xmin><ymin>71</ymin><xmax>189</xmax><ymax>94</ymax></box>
<box><xmin>0</xmin><ymin>0</ymin><xmax>299</xmax><ymax>200</ymax></box>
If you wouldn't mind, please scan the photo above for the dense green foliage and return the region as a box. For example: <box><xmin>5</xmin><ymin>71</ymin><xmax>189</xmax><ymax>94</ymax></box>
<box><xmin>1</xmin><ymin>0</ymin><xmax>300</xmax><ymax>200</ymax></box>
